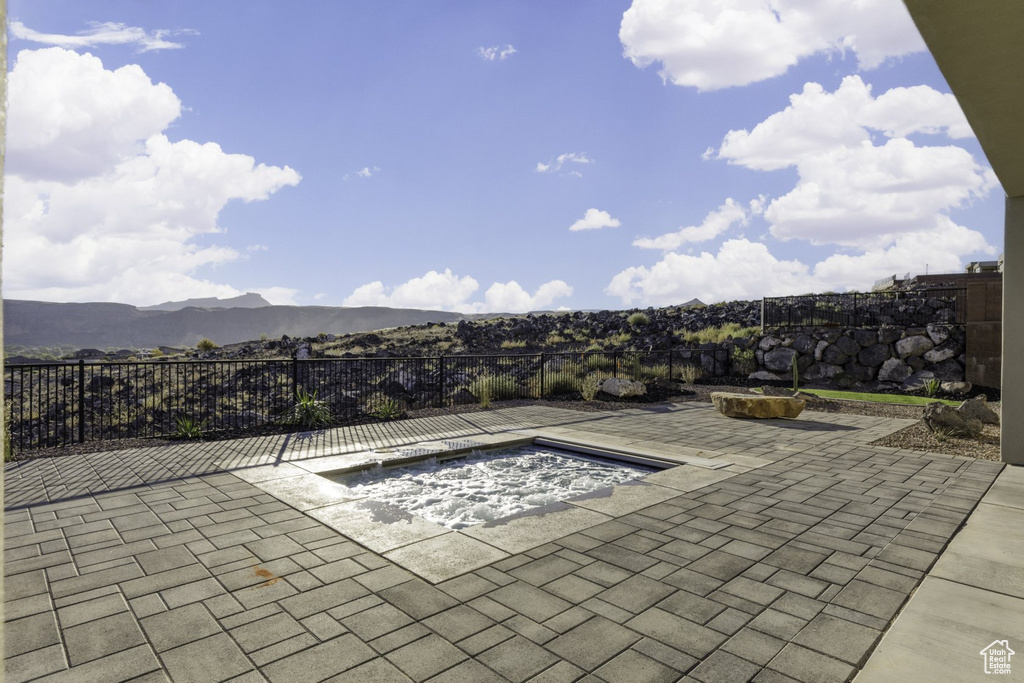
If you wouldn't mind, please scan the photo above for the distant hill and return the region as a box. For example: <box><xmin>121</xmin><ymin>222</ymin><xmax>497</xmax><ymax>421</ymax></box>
<box><xmin>139</xmin><ymin>292</ymin><xmax>271</xmax><ymax>311</ymax></box>
<box><xmin>3</xmin><ymin>299</ymin><xmax>469</xmax><ymax>349</ymax></box>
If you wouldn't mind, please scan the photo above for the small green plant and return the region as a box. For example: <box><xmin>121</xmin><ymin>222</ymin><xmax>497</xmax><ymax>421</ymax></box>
<box><xmin>544</xmin><ymin>368</ymin><xmax>580</xmax><ymax>396</ymax></box>
<box><xmin>584</xmin><ymin>353</ymin><xmax>615</xmax><ymax>372</ymax></box>
<box><xmin>500</xmin><ymin>339</ymin><xmax>527</xmax><ymax>349</ymax></box>
<box><xmin>923</xmin><ymin>378</ymin><xmax>942</xmax><ymax>398</ymax></box>
<box><xmin>731</xmin><ymin>347</ymin><xmax>757</xmax><ymax>376</ymax></box>
<box><xmin>4</xmin><ymin>399</ymin><xmax>15</xmax><ymax>462</ymax></box>
<box><xmin>469</xmin><ymin>373</ymin><xmax>519</xmax><ymax>406</ymax></box>
<box><xmin>196</xmin><ymin>338</ymin><xmax>218</xmax><ymax>352</ymax></box>
<box><xmin>933</xmin><ymin>427</ymin><xmax>956</xmax><ymax>443</ymax></box>
<box><xmin>682</xmin><ymin>323</ymin><xmax>760</xmax><ymax>344</ymax></box>
<box><xmin>366</xmin><ymin>397</ymin><xmax>404</xmax><ymax>420</ymax></box>
<box><xmin>174</xmin><ymin>415</ymin><xmax>207</xmax><ymax>439</ymax></box>
<box><xmin>150</xmin><ymin>348</ymin><xmax>164</xmax><ymax>358</ymax></box>
<box><xmin>581</xmin><ymin>373</ymin><xmax>602</xmax><ymax>401</ymax></box>
<box><xmin>677</xmin><ymin>364</ymin><xmax>704</xmax><ymax>384</ymax></box>
<box><xmin>546</xmin><ymin>334</ymin><xmax>568</xmax><ymax>345</ymax></box>
<box><xmin>627</xmin><ymin>312</ymin><xmax>650</xmax><ymax>327</ymax></box>
<box><xmin>280</xmin><ymin>389</ymin><xmax>332</xmax><ymax>429</ymax></box>
<box><xmin>260</xmin><ymin>333</ymin><xmax>269</xmax><ymax>341</ymax></box>
<box><xmin>792</xmin><ymin>354</ymin><xmax>800</xmax><ymax>392</ymax></box>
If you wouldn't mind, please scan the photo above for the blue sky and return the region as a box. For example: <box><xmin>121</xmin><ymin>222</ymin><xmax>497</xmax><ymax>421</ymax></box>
<box><xmin>4</xmin><ymin>1</ymin><xmax>1004</xmax><ymax>312</ymax></box>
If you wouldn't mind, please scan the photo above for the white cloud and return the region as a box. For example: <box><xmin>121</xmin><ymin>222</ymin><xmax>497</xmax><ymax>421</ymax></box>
<box><xmin>342</xmin><ymin>270</ymin><xmax>572</xmax><ymax>313</ymax></box>
<box><xmin>483</xmin><ymin>280</ymin><xmax>573</xmax><ymax>312</ymax></box>
<box><xmin>3</xmin><ymin>48</ymin><xmax>301</xmax><ymax>305</ymax></box>
<box><xmin>619</xmin><ymin>0</ymin><xmax>925</xmax><ymax>91</ymax></box>
<box><xmin>477</xmin><ymin>44</ymin><xmax>517</xmax><ymax>61</ymax></box>
<box><xmin>569</xmin><ymin>208</ymin><xmax>621</xmax><ymax>232</ymax></box>
<box><xmin>812</xmin><ymin>218</ymin><xmax>995</xmax><ymax>285</ymax></box>
<box><xmin>343</xmin><ymin>270</ymin><xmax>480</xmax><ymax>310</ymax></box>
<box><xmin>714</xmin><ymin>76</ymin><xmax>996</xmax><ymax>250</ymax></box>
<box><xmin>10</xmin><ymin>20</ymin><xmax>192</xmax><ymax>52</ymax></box>
<box><xmin>717</xmin><ymin>76</ymin><xmax>972</xmax><ymax>171</ymax></box>
<box><xmin>8</xmin><ymin>47</ymin><xmax>182</xmax><ymax>181</ymax></box>
<box><xmin>252</xmin><ymin>287</ymin><xmax>300</xmax><ymax>306</ymax></box>
<box><xmin>633</xmin><ymin>198</ymin><xmax>748</xmax><ymax>250</ymax></box>
<box><xmin>344</xmin><ymin>165</ymin><xmax>380</xmax><ymax>180</ymax></box>
<box><xmin>536</xmin><ymin>152</ymin><xmax>593</xmax><ymax>175</ymax></box>
<box><xmin>608</xmin><ymin>238</ymin><xmax>822</xmax><ymax>305</ymax></box>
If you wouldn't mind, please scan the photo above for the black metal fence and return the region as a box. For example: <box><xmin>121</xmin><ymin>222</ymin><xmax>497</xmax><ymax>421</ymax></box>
<box><xmin>762</xmin><ymin>288</ymin><xmax>966</xmax><ymax>329</ymax></box>
<box><xmin>4</xmin><ymin>347</ymin><xmax>729</xmax><ymax>452</ymax></box>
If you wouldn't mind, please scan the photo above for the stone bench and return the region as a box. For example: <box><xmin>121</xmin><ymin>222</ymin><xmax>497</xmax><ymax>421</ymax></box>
<box><xmin>711</xmin><ymin>392</ymin><xmax>806</xmax><ymax>419</ymax></box>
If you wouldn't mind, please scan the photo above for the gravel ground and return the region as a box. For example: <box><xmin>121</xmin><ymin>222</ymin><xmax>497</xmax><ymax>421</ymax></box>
<box><xmin>15</xmin><ymin>384</ymin><xmax>1001</xmax><ymax>462</ymax></box>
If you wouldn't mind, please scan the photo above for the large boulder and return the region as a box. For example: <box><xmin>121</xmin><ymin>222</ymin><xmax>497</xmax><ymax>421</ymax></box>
<box><xmin>764</xmin><ymin>347</ymin><xmax>798</xmax><ymax>373</ymax></box>
<box><xmin>821</xmin><ymin>345</ymin><xmax>849</xmax><ymax>365</ymax></box>
<box><xmin>926</xmin><ymin>324</ymin><xmax>951</xmax><ymax>345</ymax></box>
<box><xmin>852</xmin><ymin>329</ymin><xmax>877</xmax><ymax>347</ymax></box>
<box><xmin>803</xmin><ymin>363</ymin><xmax>843</xmax><ymax>382</ymax></box>
<box><xmin>923</xmin><ymin>402</ymin><xmax>983</xmax><ymax>438</ymax></box>
<box><xmin>599</xmin><ymin>378</ymin><xmax>647</xmax><ymax>398</ymax></box>
<box><xmin>923</xmin><ymin>341</ymin><xmax>958</xmax><ymax>364</ymax></box>
<box><xmin>958</xmin><ymin>395</ymin><xmax>999</xmax><ymax>425</ymax></box>
<box><xmin>878</xmin><ymin>358</ymin><xmax>913</xmax><ymax>383</ymax></box>
<box><xmin>834</xmin><ymin>335</ymin><xmax>862</xmax><ymax>357</ymax></box>
<box><xmin>895</xmin><ymin>335</ymin><xmax>934</xmax><ymax>359</ymax></box>
<box><xmin>712</xmin><ymin>392</ymin><xmax>805</xmax><ymax>419</ymax></box>
<box><xmin>857</xmin><ymin>344</ymin><xmax>889</xmax><ymax>368</ymax></box>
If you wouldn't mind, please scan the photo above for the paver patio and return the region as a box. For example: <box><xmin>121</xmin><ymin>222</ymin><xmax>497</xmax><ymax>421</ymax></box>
<box><xmin>3</xmin><ymin>402</ymin><xmax>1010</xmax><ymax>682</ymax></box>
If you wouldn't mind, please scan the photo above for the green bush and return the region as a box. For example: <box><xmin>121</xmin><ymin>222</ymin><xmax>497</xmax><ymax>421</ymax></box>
<box><xmin>583</xmin><ymin>353</ymin><xmax>615</xmax><ymax>372</ymax></box>
<box><xmin>682</xmin><ymin>323</ymin><xmax>760</xmax><ymax>344</ymax></box>
<box><xmin>469</xmin><ymin>373</ymin><xmax>519</xmax><ymax>406</ymax></box>
<box><xmin>677</xmin><ymin>364</ymin><xmax>704</xmax><ymax>384</ymax></box>
<box><xmin>280</xmin><ymin>389</ymin><xmax>333</xmax><ymax>429</ymax></box>
<box><xmin>196</xmin><ymin>338</ymin><xmax>218</xmax><ymax>352</ymax></box>
<box><xmin>174</xmin><ymin>415</ymin><xmax>207</xmax><ymax>439</ymax></box>
<box><xmin>544</xmin><ymin>368</ymin><xmax>580</xmax><ymax>396</ymax></box>
<box><xmin>923</xmin><ymin>378</ymin><xmax>942</xmax><ymax>398</ymax></box>
<box><xmin>731</xmin><ymin>347</ymin><xmax>757</xmax><ymax>375</ymax></box>
<box><xmin>627</xmin><ymin>312</ymin><xmax>650</xmax><ymax>327</ymax></box>
<box><xmin>366</xmin><ymin>397</ymin><xmax>404</xmax><ymax>420</ymax></box>
<box><xmin>581</xmin><ymin>373</ymin><xmax>602</xmax><ymax>401</ymax></box>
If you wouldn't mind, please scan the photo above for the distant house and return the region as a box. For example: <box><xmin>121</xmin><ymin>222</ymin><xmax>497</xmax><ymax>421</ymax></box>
<box><xmin>980</xmin><ymin>640</ymin><xmax>1014</xmax><ymax>674</ymax></box>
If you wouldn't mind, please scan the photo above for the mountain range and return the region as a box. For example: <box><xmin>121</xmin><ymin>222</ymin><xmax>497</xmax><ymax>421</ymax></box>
<box><xmin>3</xmin><ymin>299</ymin><xmax>471</xmax><ymax>350</ymax></box>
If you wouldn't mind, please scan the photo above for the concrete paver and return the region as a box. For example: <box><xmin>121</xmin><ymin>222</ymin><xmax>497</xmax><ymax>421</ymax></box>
<box><xmin>2</xmin><ymin>402</ymin><xmax>1012</xmax><ymax>682</ymax></box>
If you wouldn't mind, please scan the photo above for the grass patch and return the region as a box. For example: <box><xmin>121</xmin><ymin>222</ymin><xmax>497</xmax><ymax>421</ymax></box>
<box><xmin>764</xmin><ymin>388</ymin><xmax>961</xmax><ymax>406</ymax></box>
<box><xmin>681</xmin><ymin>323</ymin><xmax>760</xmax><ymax>344</ymax></box>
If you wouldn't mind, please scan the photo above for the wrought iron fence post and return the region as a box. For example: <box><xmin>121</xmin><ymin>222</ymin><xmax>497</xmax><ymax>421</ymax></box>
<box><xmin>438</xmin><ymin>355</ymin><xmax>445</xmax><ymax>408</ymax></box>
<box><xmin>78</xmin><ymin>360</ymin><xmax>86</xmax><ymax>443</ymax></box>
<box><xmin>613</xmin><ymin>351</ymin><xmax>619</xmax><ymax>379</ymax></box>
<box><xmin>292</xmin><ymin>358</ymin><xmax>299</xmax><ymax>397</ymax></box>
<box><xmin>852</xmin><ymin>292</ymin><xmax>858</xmax><ymax>326</ymax></box>
<box><xmin>539</xmin><ymin>353</ymin><xmax>545</xmax><ymax>398</ymax></box>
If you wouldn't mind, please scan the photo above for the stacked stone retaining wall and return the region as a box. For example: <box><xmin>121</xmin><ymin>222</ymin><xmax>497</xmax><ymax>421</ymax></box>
<box><xmin>728</xmin><ymin>324</ymin><xmax>968</xmax><ymax>392</ymax></box>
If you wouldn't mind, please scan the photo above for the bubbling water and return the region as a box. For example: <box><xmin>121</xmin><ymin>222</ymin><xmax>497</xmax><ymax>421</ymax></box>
<box><xmin>335</xmin><ymin>447</ymin><xmax>654</xmax><ymax>530</ymax></box>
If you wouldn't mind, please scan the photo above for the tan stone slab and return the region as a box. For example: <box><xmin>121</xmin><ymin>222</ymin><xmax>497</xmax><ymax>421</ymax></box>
<box><xmin>255</xmin><ymin>474</ymin><xmax>365</xmax><ymax>512</ymax></box>
<box><xmin>460</xmin><ymin>503</ymin><xmax>612</xmax><ymax>555</ymax></box>
<box><xmin>221</xmin><ymin>462</ymin><xmax>311</xmax><ymax>484</ymax></box>
<box><xmin>855</xmin><ymin>577</ymin><xmax>1024</xmax><ymax>682</ymax></box>
<box><xmin>308</xmin><ymin>500</ymin><xmax>451</xmax><ymax>554</ymax></box>
<box><xmin>567</xmin><ymin>481</ymin><xmax>681</xmax><ymax>517</ymax></box>
<box><xmin>642</xmin><ymin>465</ymin><xmax>736</xmax><ymax>493</ymax></box>
<box><xmin>384</xmin><ymin>533</ymin><xmax>510</xmax><ymax>583</ymax></box>
<box><xmin>980</xmin><ymin>465</ymin><xmax>1024</xmax><ymax>510</ymax></box>
<box><xmin>930</xmin><ymin>502</ymin><xmax>1024</xmax><ymax>600</ymax></box>
<box><xmin>712</xmin><ymin>393</ymin><xmax>806</xmax><ymax>419</ymax></box>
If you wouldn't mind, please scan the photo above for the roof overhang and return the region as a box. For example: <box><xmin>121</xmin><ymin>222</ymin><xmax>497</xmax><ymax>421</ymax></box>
<box><xmin>904</xmin><ymin>1</ymin><xmax>1024</xmax><ymax>198</ymax></box>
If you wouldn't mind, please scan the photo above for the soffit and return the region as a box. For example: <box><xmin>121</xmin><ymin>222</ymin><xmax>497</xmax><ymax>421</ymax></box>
<box><xmin>904</xmin><ymin>0</ymin><xmax>1024</xmax><ymax>198</ymax></box>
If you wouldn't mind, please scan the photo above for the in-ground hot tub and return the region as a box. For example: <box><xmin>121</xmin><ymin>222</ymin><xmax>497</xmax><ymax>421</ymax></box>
<box><xmin>326</xmin><ymin>444</ymin><xmax>659</xmax><ymax>530</ymax></box>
